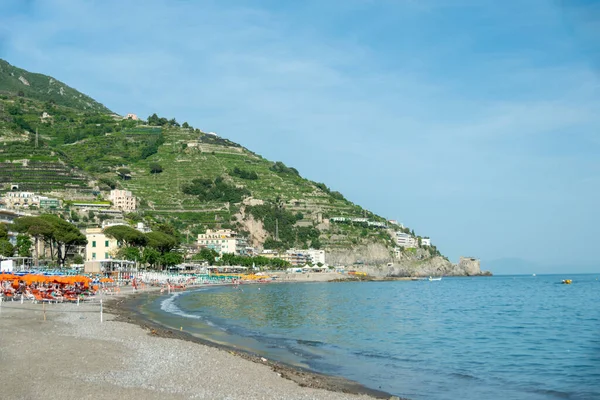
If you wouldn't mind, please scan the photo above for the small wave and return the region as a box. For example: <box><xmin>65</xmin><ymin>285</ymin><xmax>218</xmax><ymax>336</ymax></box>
<box><xmin>528</xmin><ymin>388</ymin><xmax>572</xmax><ymax>399</ymax></box>
<box><xmin>159</xmin><ymin>292</ymin><xmax>218</xmax><ymax>328</ymax></box>
<box><xmin>353</xmin><ymin>350</ymin><xmax>413</xmax><ymax>364</ymax></box>
<box><xmin>449</xmin><ymin>372</ymin><xmax>481</xmax><ymax>381</ymax></box>
<box><xmin>296</xmin><ymin>339</ymin><xmax>326</xmax><ymax>347</ymax></box>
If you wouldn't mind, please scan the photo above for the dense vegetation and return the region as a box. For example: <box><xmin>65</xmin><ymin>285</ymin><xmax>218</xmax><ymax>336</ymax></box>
<box><xmin>103</xmin><ymin>224</ymin><xmax>183</xmax><ymax>269</ymax></box>
<box><xmin>269</xmin><ymin>161</ymin><xmax>300</xmax><ymax>176</ymax></box>
<box><xmin>231</xmin><ymin>167</ymin><xmax>258</xmax><ymax>180</ymax></box>
<box><xmin>192</xmin><ymin>248</ymin><xmax>290</xmax><ymax>269</ymax></box>
<box><xmin>247</xmin><ymin>203</ymin><xmax>321</xmax><ymax>250</ymax></box>
<box><xmin>12</xmin><ymin>215</ymin><xmax>86</xmax><ymax>266</ymax></box>
<box><xmin>181</xmin><ymin>177</ymin><xmax>250</xmax><ymax>203</ymax></box>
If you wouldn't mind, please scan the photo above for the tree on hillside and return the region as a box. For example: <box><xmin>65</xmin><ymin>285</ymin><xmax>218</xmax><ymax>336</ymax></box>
<box><xmin>99</xmin><ymin>177</ymin><xmax>117</xmax><ymax>190</ymax></box>
<box><xmin>182</xmin><ymin>122</ymin><xmax>190</xmax><ymax>129</ymax></box>
<box><xmin>146</xmin><ymin>231</ymin><xmax>178</xmax><ymax>255</ymax></box>
<box><xmin>182</xmin><ymin>177</ymin><xmax>250</xmax><ymax>203</ymax></box>
<box><xmin>38</xmin><ymin>214</ymin><xmax>87</xmax><ymax>266</ymax></box>
<box><xmin>147</xmin><ymin>113</ymin><xmax>166</xmax><ymax>126</ymax></box>
<box><xmin>16</xmin><ymin>234</ymin><xmax>32</xmax><ymax>257</ymax></box>
<box><xmin>103</xmin><ymin>225</ymin><xmax>148</xmax><ymax>247</ymax></box>
<box><xmin>117</xmin><ymin>246</ymin><xmax>141</xmax><ymax>262</ymax></box>
<box><xmin>12</xmin><ymin>216</ymin><xmax>54</xmax><ymax>265</ymax></box>
<box><xmin>231</xmin><ymin>167</ymin><xmax>258</xmax><ymax>180</ymax></box>
<box><xmin>193</xmin><ymin>248</ymin><xmax>218</xmax><ymax>265</ymax></box>
<box><xmin>149</xmin><ymin>163</ymin><xmax>163</xmax><ymax>174</ymax></box>
<box><xmin>161</xmin><ymin>251</ymin><xmax>183</xmax><ymax>268</ymax></box>
<box><xmin>0</xmin><ymin>224</ymin><xmax>12</xmax><ymax>256</ymax></box>
<box><xmin>0</xmin><ymin>240</ymin><xmax>14</xmax><ymax>257</ymax></box>
<box><xmin>142</xmin><ymin>247</ymin><xmax>161</xmax><ymax>269</ymax></box>
<box><xmin>0</xmin><ymin>223</ymin><xmax>8</xmax><ymax>241</ymax></box>
<box><xmin>117</xmin><ymin>168</ymin><xmax>131</xmax><ymax>180</ymax></box>
<box><xmin>154</xmin><ymin>223</ymin><xmax>177</xmax><ymax>237</ymax></box>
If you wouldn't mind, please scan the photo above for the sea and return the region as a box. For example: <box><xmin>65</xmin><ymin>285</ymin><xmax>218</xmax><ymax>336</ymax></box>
<box><xmin>140</xmin><ymin>274</ymin><xmax>600</xmax><ymax>400</ymax></box>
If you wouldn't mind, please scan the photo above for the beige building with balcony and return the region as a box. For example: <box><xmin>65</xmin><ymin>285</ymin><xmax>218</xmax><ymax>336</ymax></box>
<box><xmin>85</xmin><ymin>227</ymin><xmax>119</xmax><ymax>262</ymax></box>
<box><xmin>197</xmin><ymin>229</ymin><xmax>248</xmax><ymax>256</ymax></box>
<box><xmin>109</xmin><ymin>189</ymin><xmax>137</xmax><ymax>212</ymax></box>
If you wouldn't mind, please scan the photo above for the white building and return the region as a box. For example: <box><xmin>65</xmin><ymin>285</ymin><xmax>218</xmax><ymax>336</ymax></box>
<box><xmin>304</xmin><ymin>249</ymin><xmax>326</xmax><ymax>265</ymax></box>
<box><xmin>197</xmin><ymin>229</ymin><xmax>248</xmax><ymax>256</ymax></box>
<box><xmin>272</xmin><ymin>248</ymin><xmax>326</xmax><ymax>266</ymax></box>
<box><xmin>109</xmin><ymin>189</ymin><xmax>137</xmax><ymax>212</ymax></box>
<box><xmin>85</xmin><ymin>227</ymin><xmax>119</xmax><ymax>262</ymax></box>
<box><xmin>396</xmin><ymin>232</ymin><xmax>417</xmax><ymax>248</ymax></box>
<box><xmin>421</xmin><ymin>238</ymin><xmax>431</xmax><ymax>246</ymax></box>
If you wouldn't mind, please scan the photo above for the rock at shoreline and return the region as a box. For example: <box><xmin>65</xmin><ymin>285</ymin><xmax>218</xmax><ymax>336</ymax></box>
<box><xmin>327</xmin><ymin>244</ymin><xmax>491</xmax><ymax>277</ymax></box>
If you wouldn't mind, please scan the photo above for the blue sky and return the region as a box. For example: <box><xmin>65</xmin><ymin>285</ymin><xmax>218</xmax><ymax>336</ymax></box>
<box><xmin>1</xmin><ymin>0</ymin><xmax>599</xmax><ymax>273</ymax></box>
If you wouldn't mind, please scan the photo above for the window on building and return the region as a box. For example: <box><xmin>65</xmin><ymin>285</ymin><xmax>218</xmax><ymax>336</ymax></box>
<box><xmin>92</xmin><ymin>241</ymin><xmax>96</xmax><ymax>248</ymax></box>
<box><xmin>105</xmin><ymin>253</ymin><xmax>109</xmax><ymax>259</ymax></box>
<box><xmin>92</xmin><ymin>253</ymin><xmax>96</xmax><ymax>259</ymax></box>
<box><xmin>105</xmin><ymin>240</ymin><xmax>109</xmax><ymax>247</ymax></box>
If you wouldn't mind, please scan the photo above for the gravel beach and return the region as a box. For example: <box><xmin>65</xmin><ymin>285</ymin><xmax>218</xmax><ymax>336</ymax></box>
<box><xmin>0</xmin><ymin>291</ymin><xmax>398</xmax><ymax>400</ymax></box>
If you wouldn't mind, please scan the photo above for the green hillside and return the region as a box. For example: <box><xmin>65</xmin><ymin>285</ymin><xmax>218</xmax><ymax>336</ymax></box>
<box><xmin>0</xmin><ymin>60</ymin><xmax>445</xmax><ymax>261</ymax></box>
<box><xmin>0</xmin><ymin>59</ymin><xmax>111</xmax><ymax>114</ymax></box>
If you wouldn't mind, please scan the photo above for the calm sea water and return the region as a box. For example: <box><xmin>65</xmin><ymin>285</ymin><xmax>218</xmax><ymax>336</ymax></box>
<box><xmin>142</xmin><ymin>275</ymin><xmax>600</xmax><ymax>400</ymax></box>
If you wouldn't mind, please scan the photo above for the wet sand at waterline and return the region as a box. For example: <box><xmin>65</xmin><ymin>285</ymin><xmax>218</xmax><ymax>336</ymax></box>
<box><xmin>0</xmin><ymin>291</ymin><xmax>397</xmax><ymax>400</ymax></box>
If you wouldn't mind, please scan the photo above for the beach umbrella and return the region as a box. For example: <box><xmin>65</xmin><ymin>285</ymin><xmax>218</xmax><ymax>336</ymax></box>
<box><xmin>22</xmin><ymin>274</ymin><xmax>43</xmax><ymax>284</ymax></box>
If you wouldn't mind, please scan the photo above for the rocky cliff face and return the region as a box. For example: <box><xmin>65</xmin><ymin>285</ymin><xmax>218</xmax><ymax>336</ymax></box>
<box><xmin>457</xmin><ymin>257</ymin><xmax>483</xmax><ymax>276</ymax></box>
<box><xmin>327</xmin><ymin>243</ymin><xmax>392</xmax><ymax>266</ymax></box>
<box><xmin>327</xmin><ymin>244</ymin><xmax>489</xmax><ymax>277</ymax></box>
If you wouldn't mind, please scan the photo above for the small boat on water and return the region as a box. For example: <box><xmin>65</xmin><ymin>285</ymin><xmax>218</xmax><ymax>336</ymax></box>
<box><xmin>428</xmin><ymin>276</ymin><xmax>442</xmax><ymax>281</ymax></box>
<box><xmin>561</xmin><ymin>279</ymin><xmax>572</xmax><ymax>285</ymax></box>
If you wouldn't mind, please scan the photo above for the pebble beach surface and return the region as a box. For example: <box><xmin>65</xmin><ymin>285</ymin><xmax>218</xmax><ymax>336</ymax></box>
<box><xmin>0</xmin><ymin>291</ymin><xmax>394</xmax><ymax>400</ymax></box>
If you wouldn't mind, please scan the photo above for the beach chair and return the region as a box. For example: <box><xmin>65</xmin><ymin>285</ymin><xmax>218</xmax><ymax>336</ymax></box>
<box><xmin>33</xmin><ymin>293</ymin><xmax>53</xmax><ymax>304</ymax></box>
<box><xmin>63</xmin><ymin>294</ymin><xmax>78</xmax><ymax>303</ymax></box>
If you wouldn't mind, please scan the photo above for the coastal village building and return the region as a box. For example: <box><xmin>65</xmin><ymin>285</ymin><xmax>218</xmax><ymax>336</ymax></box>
<box><xmin>421</xmin><ymin>238</ymin><xmax>431</xmax><ymax>246</ymax></box>
<box><xmin>282</xmin><ymin>250</ymin><xmax>309</xmax><ymax>266</ymax></box>
<box><xmin>330</xmin><ymin>217</ymin><xmax>387</xmax><ymax>228</ymax></box>
<box><xmin>108</xmin><ymin>189</ymin><xmax>137</xmax><ymax>212</ymax></box>
<box><xmin>2</xmin><ymin>192</ymin><xmax>35</xmax><ymax>208</ymax></box>
<box><xmin>0</xmin><ymin>209</ymin><xmax>29</xmax><ymax>225</ymax></box>
<box><xmin>197</xmin><ymin>229</ymin><xmax>248</xmax><ymax>256</ymax></box>
<box><xmin>303</xmin><ymin>249</ymin><xmax>326</xmax><ymax>265</ymax></box>
<box><xmin>396</xmin><ymin>232</ymin><xmax>417</xmax><ymax>248</ymax></box>
<box><xmin>84</xmin><ymin>227</ymin><xmax>119</xmax><ymax>262</ymax></box>
<box><xmin>125</xmin><ymin>113</ymin><xmax>139</xmax><ymax>120</ymax></box>
<box><xmin>1</xmin><ymin>192</ymin><xmax>60</xmax><ymax>209</ymax></box>
<box><xmin>259</xmin><ymin>248</ymin><xmax>326</xmax><ymax>266</ymax></box>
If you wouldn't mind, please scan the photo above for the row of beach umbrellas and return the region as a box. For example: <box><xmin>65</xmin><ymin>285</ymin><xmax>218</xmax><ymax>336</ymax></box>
<box><xmin>0</xmin><ymin>273</ymin><xmax>114</xmax><ymax>285</ymax></box>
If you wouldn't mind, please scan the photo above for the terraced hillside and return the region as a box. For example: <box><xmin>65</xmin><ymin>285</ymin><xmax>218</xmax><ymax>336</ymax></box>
<box><xmin>0</xmin><ymin>60</ymin><xmax>455</xmax><ymax>269</ymax></box>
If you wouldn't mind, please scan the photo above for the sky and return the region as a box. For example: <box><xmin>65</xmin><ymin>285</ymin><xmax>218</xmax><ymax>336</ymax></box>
<box><xmin>0</xmin><ymin>0</ymin><xmax>599</xmax><ymax>273</ymax></box>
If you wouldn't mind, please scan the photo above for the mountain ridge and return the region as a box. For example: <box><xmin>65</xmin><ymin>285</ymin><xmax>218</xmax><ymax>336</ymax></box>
<box><xmin>0</xmin><ymin>59</ymin><xmax>111</xmax><ymax>114</ymax></box>
<box><xmin>0</xmin><ymin>59</ymin><xmax>487</xmax><ymax>276</ymax></box>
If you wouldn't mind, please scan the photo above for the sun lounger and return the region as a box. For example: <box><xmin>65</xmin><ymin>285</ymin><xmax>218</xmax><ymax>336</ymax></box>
<box><xmin>33</xmin><ymin>293</ymin><xmax>53</xmax><ymax>304</ymax></box>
